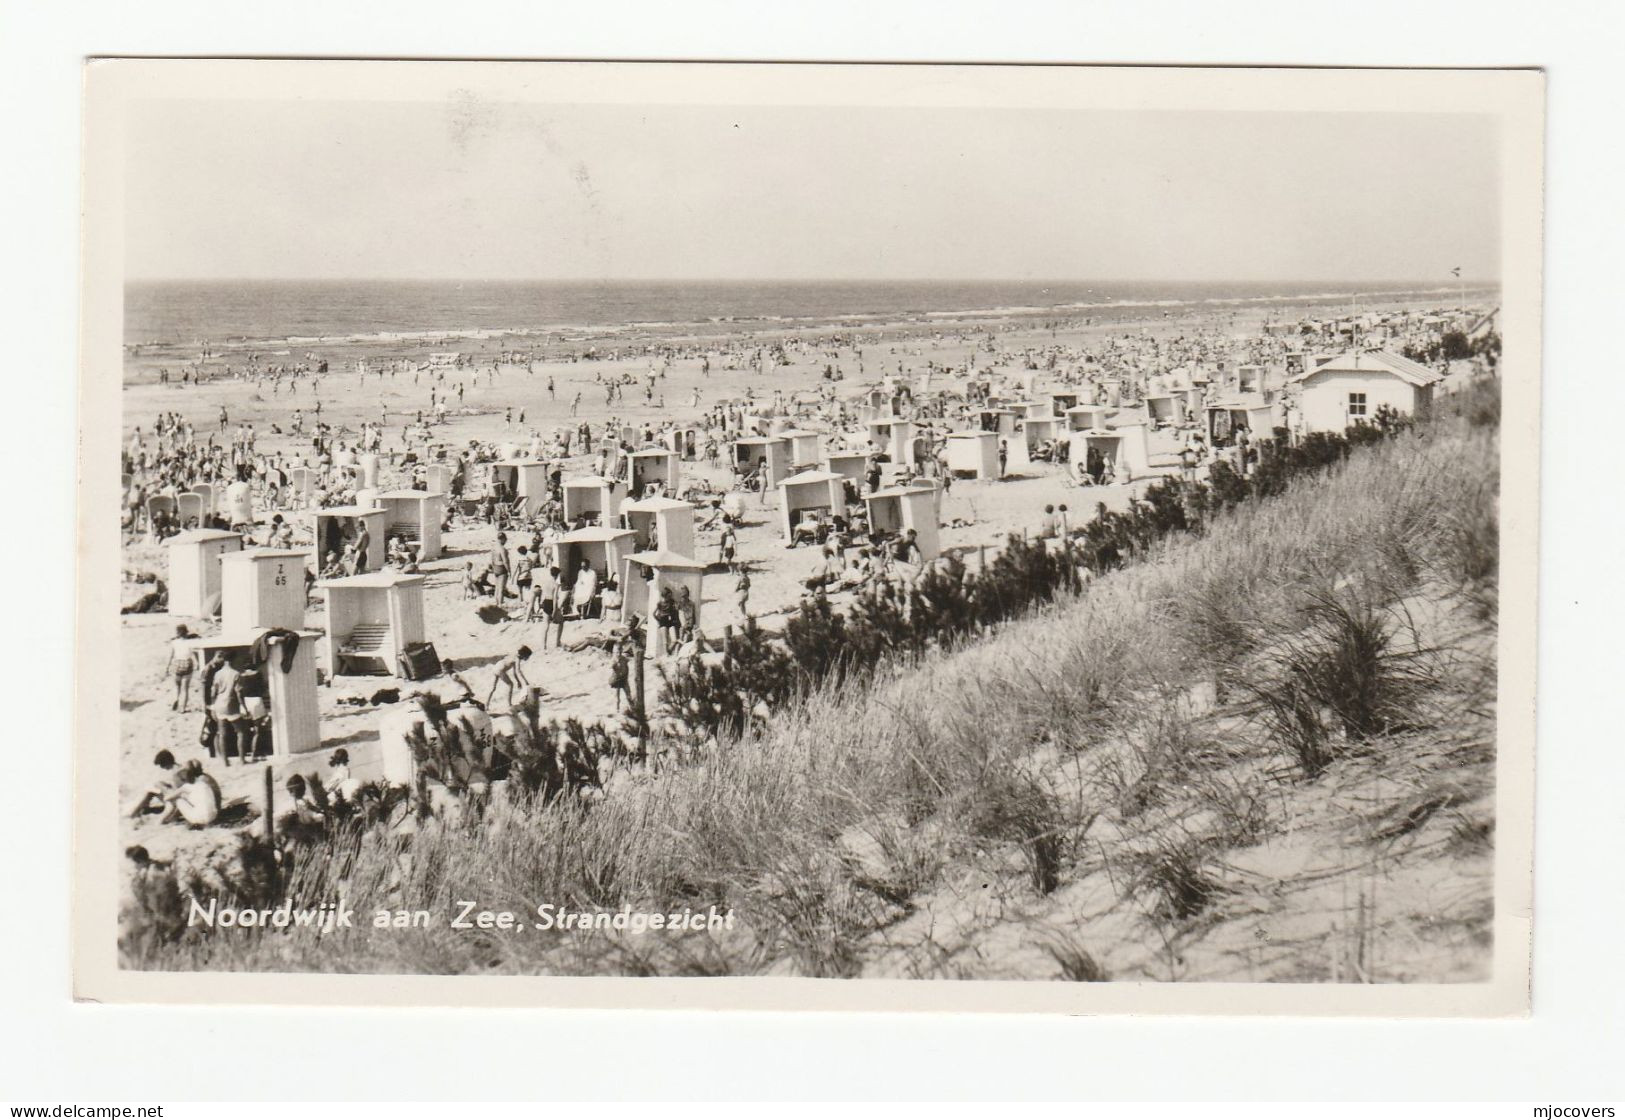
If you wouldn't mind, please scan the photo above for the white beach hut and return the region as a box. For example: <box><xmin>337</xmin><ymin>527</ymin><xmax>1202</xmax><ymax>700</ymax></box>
<box><xmin>1065</xmin><ymin>404</ymin><xmax>1113</xmax><ymax>432</ymax></box>
<box><xmin>489</xmin><ymin>460</ymin><xmax>551</xmax><ymax>517</ymax></box>
<box><xmin>732</xmin><ymin>436</ymin><xmax>794</xmax><ymax>490</ymax></box>
<box><xmin>177</xmin><ymin>627</ymin><xmax>322</xmax><ymax>757</ymax></box>
<box><xmin>867</xmin><ymin>419</ymin><xmax>918</xmax><ymax>467</ymax></box>
<box><xmin>621</xmin><ymin>550</ymin><xmax>708</xmax><ymax>657</ymax></box>
<box><xmin>318</xmin><ymin>571</ymin><xmax>427</xmax><ymax>678</ymax></box>
<box><xmin>1143</xmin><ymin>393</ymin><xmax>1185</xmax><ymax>427</ymax></box>
<box><xmin>562</xmin><ymin>475</ymin><xmax>626</xmax><ymax>526</ymax></box>
<box><xmin>944</xmin><ymin>430</ymin><xmax>1000</xmax><ymax>480</ymax></box>
<box><xmin>777</xmin><ymin>470</ymin><xmax>847</xmax><ymax>545</ymax></box>
<box><xmin>863</xmin><ymin>484</ymin><xmax>941</xmax><ymax>562</ymax></box>
<box><xmin>167</xmin><ymin>528</ymin><xmax>243</xmax><ymax>618</ymax></box>
<box><xmin>1049</xmin><ymin>390</ymin><xmax>1081</xmax><ymax>416</ymax></box>
<box><xmin>311</xmin><ymin>506</ymin><xmax>388</xmax><ymax>574</ymax></box>
<box><xmin>219</xmin><ymin>548</ymin><xmax>308</xmax><ymax>632</ymax></box>
<box><xmin>622</xmin><ymin>495</ymin><xmax>696</xmax><ymax>556</ymax></box>
<box><xmin>779</xmin><ymin>429</ymin><xmax>823</xmax><ymax>470</ymax></box>
<box><xmin>627</xmin><ymin>447</ymin><xmax>681</xmax><ymax>497</ymax></box>
<box><xmin>1067</xmin><ymin>423</ymin><xmax>1151</xmax><ymax>482</ymax></box>
<box><xmin>824</xmin><ymin>449</ymin><xmax>872</xmax><ymax>487</ymax></box>
<box><xmin>373</xmin><ymin>490</ymin><xmax>447</xmax><ymax>561</ymax></box>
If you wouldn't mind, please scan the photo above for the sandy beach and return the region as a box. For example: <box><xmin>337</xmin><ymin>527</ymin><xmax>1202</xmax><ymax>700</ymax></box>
<box><xmin>116</xmin><ymin>291</ymin><xmax>1485</xmax><ymax>871</ymax></box>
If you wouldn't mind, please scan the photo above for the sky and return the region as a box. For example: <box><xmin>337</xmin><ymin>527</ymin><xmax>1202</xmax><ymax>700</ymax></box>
<box><xmin>125</xmin><ymin>99</ymin><xmax>1500</xmax><ymax>282</ymax></box>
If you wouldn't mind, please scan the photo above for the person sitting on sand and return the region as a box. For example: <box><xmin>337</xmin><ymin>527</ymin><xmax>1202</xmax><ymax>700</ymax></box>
<box><xmin>127</xmin><ymin>749</ymin><xmax>180</xmax><ymax>818</ymax></box>
<box><xmin>327</xmin><ymin>748</ymin><xmax>362</xmax><ymax>804</ymax></box>
<box><xmin>485</xmin><ymin>646</ymin><xmax>534</xmax><ymax>711</ymax></box>
<box><xmin>163</xmin><ymin>760</ymin><xmax>221</xmax><ymax>829</ymax></box>
<box><xmin>282</xmin><ymin>773</ymin><xmax>326</xmax><ymax>826</ymax></box>
<box><xmin>1039</xmin><ymin>504</ymin><xmax>1060</xmax><ymax>539</ymax></box>
<box><xmin>386</xmin><ymin>535</ymin><xmax>414</xmax><ymax>569</ymax></box>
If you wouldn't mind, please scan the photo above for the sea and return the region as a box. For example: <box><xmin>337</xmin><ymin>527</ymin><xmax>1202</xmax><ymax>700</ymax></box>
<box><xmin>125</xmin><ymin>278</ymin><xmax>1494</xmax><ymax>348</ymax></box>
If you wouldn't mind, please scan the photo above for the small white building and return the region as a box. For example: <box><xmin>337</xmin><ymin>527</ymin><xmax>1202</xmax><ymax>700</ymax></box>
<box><xmin>167</xmin><ymin>528</ymin><xmax>243</xmax><ymax>618</ymax></box>
<box><xmin>824</xmin><ymin>449</ymin><xmax>872</xmax><ymax>486</ymax></box>
<box><xmin>177</xmin><ymin>627</ymin><xmax>322</xmax><ymax>757</ymax></box>
<box><xmin>777</xmin><ymin>470</ymin><xmax>847</xmax><ymax>544</ymax></box>
<box><xmin>552</xmin><ymin>526</ymin><xmax>638</xmax><ymax>591</ymax></box>
<box><xmin>621</xmin><ymin>550</ymin><xmax>707</xmax><ymax>657</ymax></box>
<box><xmin>867</xmin><ymin>419</ymin><xmax>918</xmax><ymax>467</ymax></box>
<box><xmin>311</xmin><ymin>506</ymin><xmax>388</xmax><ymax>573</ymax></box>
<box><xmin>489</xmin><ymin>460</ymin><xmax>552</xmax><ymax>517</ymax></box>
<box><xmin>318</xmin><ymin>571</ymin><xmax>428</xmax><ymax>678</ymax></box>
<box><xmin>373</xmin><ymin>490</ymin><xmax>447</xmax><ymax>561</ymax></box>
<box><xmin>778</xmin><ymin>429</ymin><xmax>823</xmax><ymax>470</ymax></box>
<box><xmin>561</xmin><ymin>475</ymin><xmax>626</xmax><ymax>526</ymax></box>
<box><xmin>944</xmin><ymin>430</ymin><xmax>1001</xmax><ymax>480</ymax></box>
<box><xmin>1067</xmin><ymin>424</ymin><xmax>1151</xmax><ymax>482</ymax></box>
<box><xmin>1021</xmin><ymin>416</ymin><xmax>1063</xmax><ymax>457</ymax></box>
<box><xmin>1064</xmin><ymin>404</ymin><xmax>1113</xmax><ymax>432</ymax></box>
<box><xmin>863</xmin><ymin>485</ymin><xmax>940</xmax><ymax>562</ymax></box>
<box><xmin>1143</xmin><ymin>393</ymin><xmax>1185</xmax><ymax>427</ymax></box>
<box><xmin>732</xmin><ymin>436</ymin><xmax>794</xmax><ymax>490</ymax></box>
<box><xmin>622</xmin><ymin>495</ymin><xmax>696</xmax><ymax>556</ymax></box>
<box><xmin>626</xmin><ymin>447</ymin><xmax>681</xmax><ymax>497</ymax></box>
<box><xmin>219</xmin><ymin>548</ymin><xmax>308</xmax><ymax>631</ymax></box>
<box><xmin>1288</xmin><ymin>349</ymin><xmax>1446</xmax><ymax>433</ymax></box>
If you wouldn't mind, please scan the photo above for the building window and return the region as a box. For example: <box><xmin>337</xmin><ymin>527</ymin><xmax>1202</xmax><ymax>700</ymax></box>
<box><xmin>1348</xmin><ymin>392</ymin><xmax>1368</xmax><ymax>418</ymax></box>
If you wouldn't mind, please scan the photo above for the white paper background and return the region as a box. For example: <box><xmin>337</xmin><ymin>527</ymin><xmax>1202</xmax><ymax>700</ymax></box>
<box><xmin>4</xmin><ymin>0</ymin><xmax>1622</xmax><ymax>1101</ymax></box>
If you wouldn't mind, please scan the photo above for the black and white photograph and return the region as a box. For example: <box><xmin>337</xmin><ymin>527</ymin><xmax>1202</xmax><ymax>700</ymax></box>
<box><xmin>73</xmin><ymin>60</ymin><xmax>1541</xmax><ymax>1012</ymax></box>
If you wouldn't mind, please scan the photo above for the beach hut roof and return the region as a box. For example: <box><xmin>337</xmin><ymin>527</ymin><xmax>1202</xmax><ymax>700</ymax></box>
<box><xmin>1288</xmin><ymin>349</ymin><xmax>1444</xmax><ymax>387</ymax></box>
<box><xmin>827</xmin><ymin>448</ymin><xmax>872</xmax><ymax>460</ymax></box>
<box><xmin>624</xmin><ymin>496</ymin><xmax>693</xmax><ymax>513</ymax></box>
<box><xmin>779</xmin><ymin>469</ymin><xmax>843</xmax><ymax>487</ymax></box>
<box><xmin>563</xmin><ymin>474</ymin><xmax>614</xmax><ymax>488</ymax></box>
<box><xmin>169</xmin><ymin>528</ymin><xmax>241</xmax><ymax>544</ymax></box>
<box><xmin>866</xmin><ymin>485</ymin><xmax>936</xmax><ymax>500</ymax></box>
<box><xmin>316</xmin><ymin>571</ymin><xmax>426</xmax><ymax>590</ymax></box>
<box><xmin>627</xmin><ymin>550</ymin><xmax>709</xmax><ymax>571</ymax></box>
<box><xmin>372</xmin><ymin>489</ymin><xmax>445</xmax><ymax>500</ymax></box>
<box><xmin>179</xmin><ymin>626</ymin><xmax>322</xmax><ymax>649</ymax></box>
<box><xmin>221</xmin><ymin>547</ymin><xmax>307</xmax><ymax>563</ymax></box>
<box><xmin>560</xmin><ymin>526</ymin><xmax>637</xmax><ymax>544</ymax></box>
<box><xmin>629</xmin><ymin>446</ymin><xmax>675</xmax><ymax>458</ymax></box>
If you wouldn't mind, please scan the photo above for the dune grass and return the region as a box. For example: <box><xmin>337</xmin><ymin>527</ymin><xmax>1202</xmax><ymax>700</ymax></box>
<box><xmin>124</xmin><ymin>397</ymin><xmax>1500</xmax><ymax>978</ymax></box>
